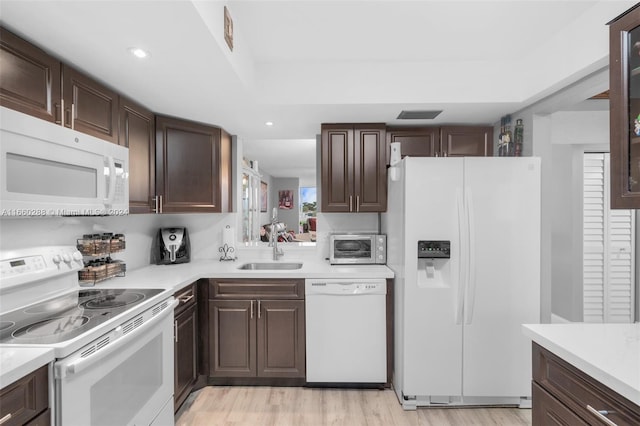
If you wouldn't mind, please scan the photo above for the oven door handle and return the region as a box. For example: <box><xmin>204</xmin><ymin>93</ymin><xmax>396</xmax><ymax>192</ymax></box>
<box><xmin>56</xmin><ymin>299</ymin><xmax>178</xmax><ymax>379</ymax></box>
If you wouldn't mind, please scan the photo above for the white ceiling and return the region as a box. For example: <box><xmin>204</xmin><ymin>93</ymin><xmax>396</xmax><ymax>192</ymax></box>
<box><xmin>0</xmin><ymin>0</ymin><xmax>634</xmax><ymax>178</ymax></box>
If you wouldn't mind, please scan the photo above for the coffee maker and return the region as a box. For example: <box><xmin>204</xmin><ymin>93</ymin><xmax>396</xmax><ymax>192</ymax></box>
<box><xmin>153</xmin><ymin>227</ymin><xmax>190</xmax><ymax>264</ymax></box>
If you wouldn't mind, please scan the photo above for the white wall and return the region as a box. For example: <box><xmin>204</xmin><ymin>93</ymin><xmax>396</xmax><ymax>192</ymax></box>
<box><xmin>501</xmin><ymin>66</ymin><xmax>612</xmax><ymax>323</ymax></box>
<box><xmin>549</xmin><ymin>111</ymin><xmax>611</xmax><ymax>322</ymax></box>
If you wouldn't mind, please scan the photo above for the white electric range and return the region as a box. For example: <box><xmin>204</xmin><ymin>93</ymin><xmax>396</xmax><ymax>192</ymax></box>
<box><xmin>0</xmin><ymin>246</ymin><xmax>177</xmax><ymax>426</ymax></box>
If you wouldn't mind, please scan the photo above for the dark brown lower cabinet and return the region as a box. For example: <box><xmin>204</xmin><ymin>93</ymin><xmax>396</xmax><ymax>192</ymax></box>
<box><xmin>532</xmin><ymin>343</ymin><xmax>640</xmax><ymax>426</ymax></box>
<box><xmin>209</xmin><ymin>299</ymin><xmax>305</xmax><ymax>380</ymax></box>
<box><xmin>257</xmin><ymin>300</ymin><xmax>305</xmax><ymax>378</ymax></box>
<box><xmin>209</xmin><ymin>299</ymin><xmax>256</xmax><ymax>377</ymax></box>
<box><xmin>0</xmin><ymin>365</ymin><xmax>49</xmax><ymax>426</ymax></box>
<box><xmin>208</xmin><ymin>279</ymin><xmax>305</xmax><ymax>383</ymax></box>
<box><xmin>174</xmin><ymin>283</ymin><xmax>198</xmax><ymax>412</ymax></box>
<box><xmin>532</xmin><ymin>382</ymin><xmax>588</xmax><ymax>425</ymax></box>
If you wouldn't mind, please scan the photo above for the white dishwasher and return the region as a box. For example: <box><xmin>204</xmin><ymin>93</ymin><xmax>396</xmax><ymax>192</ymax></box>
<box><xmin>305</xmin><ymin>278</ymin><xmax>387</xmax><ymax>384</ymax></box>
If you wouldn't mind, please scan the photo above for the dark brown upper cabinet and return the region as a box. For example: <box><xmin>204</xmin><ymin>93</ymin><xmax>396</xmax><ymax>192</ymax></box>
<box><xmin>0</xmin><ymin>27</ymin><xmax>61</xmax><ymax>123</ymax></box>
<box><xmin>155</xmin><ymin>116</ymin><xmax>231</xmax><ymax>213</ymax></box>
<box><xmin>120</xmin><ymin>97</ymin><xmax>155</xmax><ymax>214</ymax></box>
<box><xmin>439</xmin><ymin>126</ymin><xmax>493</xmax><ymax>157</ymax></box>
<box><xmin>386</xmin><ymin>126</ymin><xmax>492</xmax><ymax>163</ymax></box>
<box><xmin>386</xmin><ymin>127</ymin><xmax>439</xmax><ymax>162</ymax></box>
<box><xmin>321</xmin><ymin>123</ymin><xmax>387</xmax><ymax>212</ymax></box>
<box><xmin>62</xmin><ymin>64</ymin><xmax>119</xmax><ymax>144</ymax></box>
<box><xmin>609</xmin><ymin>4</ymin><xmax>640</xmax><ymax>208</ymax></box>
<box><xmin>0</xmin><ymin>27</ymin><xmax>118</xmax><ymax>144</ymax></box>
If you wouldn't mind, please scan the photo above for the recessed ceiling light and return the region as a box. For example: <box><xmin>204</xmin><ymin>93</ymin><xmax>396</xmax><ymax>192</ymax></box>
<box><xmin>128</xmin><ymin>47</ymin><xmax>150</xmax><ymax>59</ymax></box>
<box><xmin>265</xmin><ymin>121</ymin><xmax>274</xmax><ymax>126</ymax></box>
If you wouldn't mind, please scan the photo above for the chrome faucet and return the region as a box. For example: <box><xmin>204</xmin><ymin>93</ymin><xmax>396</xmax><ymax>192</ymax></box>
<box><xmin>269</xmin><ymin>208</ymin><xmax>284</xmax><ymax>260</ymax></box>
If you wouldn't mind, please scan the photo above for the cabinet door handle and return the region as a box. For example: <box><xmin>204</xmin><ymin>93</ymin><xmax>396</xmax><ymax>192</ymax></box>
<box><xmin>55</xmin><ymin>102</ymin><xmax>62</xmax><ymax>125</ymax></box>
<box><xmin>64</xmin><ymin>99</ymin><xmax>72</xmax><ymax>128</ymax></box>
<box><xmin>174</xmin><ymin>320</ymin><xmax>178</xmax><ymax>343</ymax></box>
<box><xmin>586</xmin><ymin>405</ymin><xmax>618</xmax><ymax>426</ymax></box>
<box><xmin>356</xmin><ymin>195</ymin><xmax>360</xmax><ymax>212</ymax></box>
<box><xmin>179</xmin><ymin>294</ymin><xmax>194</xmax><ymax>304</ymax></box>
<box><xmin>0</xmin><ymin>413</ymin><xmax>12</xmax><ymax>425</ymax></box>
<box><xmin>250</xmin><ymin>300</ymin><xmax>254</xmax><ymax>319</ymax></box>
<box><xmin>258</xmin><ymin>300</ymin><xmax>261</xmax><ymax>319</ymax></box>
<box><xmin>60</xmin><ymin>98</ymin><xmax>65</xmax><ymax>127</ymax></box>
<box><xmin>153</xmin><ymin>195</ymin><xmax>163</xmax><ymax>213</ymax></box>
<box><xmin>71</xmin><ymin>103</ymin><xmax>75</xmax><ymax>130</ymax></box>
<box><xmin>349</xmin><ymin>195</ymin><xmax>353</xmax><ymax>212</ymax></box>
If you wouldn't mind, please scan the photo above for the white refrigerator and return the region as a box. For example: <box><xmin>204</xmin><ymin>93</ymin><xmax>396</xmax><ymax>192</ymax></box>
<box><xmin>382</xmin><ymin>156</ymin><xmax>540</xmax><ymax>409</ymax></box>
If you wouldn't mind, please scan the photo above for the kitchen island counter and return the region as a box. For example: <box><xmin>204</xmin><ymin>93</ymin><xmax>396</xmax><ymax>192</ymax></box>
<box><xmin>522</xmin><ymin>323</ymin><xmax>640</xmax><ymax>406</ymax></box>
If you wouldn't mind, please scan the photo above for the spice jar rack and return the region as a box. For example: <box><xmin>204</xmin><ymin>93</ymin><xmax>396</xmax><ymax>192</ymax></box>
<box><xmin>77</xmin><ymin>233</ymin><xmax>127</xmax><ymax>286</ymax></box>
<box><xmin>77</xmin><ymin>233</ymin><xmax>126</xmax><ymax>256</ymax></box>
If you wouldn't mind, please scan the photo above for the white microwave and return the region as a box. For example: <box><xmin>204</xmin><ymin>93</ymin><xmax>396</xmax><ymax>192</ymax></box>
<box><xmin>0</xmin><ymin>107</ymin><xmax>129</xmax><ymax>217</ymax></box>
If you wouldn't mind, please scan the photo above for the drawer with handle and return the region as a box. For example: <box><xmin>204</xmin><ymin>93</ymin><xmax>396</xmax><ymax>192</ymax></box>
<box><xmin>533</xmin><ymin>343</ymin><xmax>640</xmax><ymax>425</ymax></box>
<box><xmin>0</xmin><ymin>365</ymin><xmax>49</xmax><ymax>426</ymax></box>
<box><xmin>174</xmin><ymin>282</ymin><xmax>197</xmax><ymax>316</ymax></box>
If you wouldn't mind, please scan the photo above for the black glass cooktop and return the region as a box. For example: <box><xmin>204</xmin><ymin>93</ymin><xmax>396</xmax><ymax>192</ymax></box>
<box><xmin>0</xmin><ymin>288</ymin><xmax>163</xmax><ymax>345</ymax></box>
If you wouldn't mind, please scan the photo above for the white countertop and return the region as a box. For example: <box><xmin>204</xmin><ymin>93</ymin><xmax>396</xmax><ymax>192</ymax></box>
<box><xmin>0</xmin><ymin>258</ymin><xmax>394</xmax><ymax>388</ymax></box>
<box><xmin>102</xmin><ymin>258</ymin><xmax>394</xmax><ymax>292</ymax></box>
<box><xmin>0</xmin><ymin>347</ymin><xmax>54</xmax><ymax>389</ymax></box>
<box><xmin>522</xmin><ymin>323</ymin><xmax>640</xmax><ymax>406</ymax></box>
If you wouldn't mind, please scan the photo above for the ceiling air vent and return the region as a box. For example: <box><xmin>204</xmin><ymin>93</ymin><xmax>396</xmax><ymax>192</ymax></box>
<box><xmin>397</xmin><ymin>110</ymin><xmax>443</xmax><ymax>120</ymax></box>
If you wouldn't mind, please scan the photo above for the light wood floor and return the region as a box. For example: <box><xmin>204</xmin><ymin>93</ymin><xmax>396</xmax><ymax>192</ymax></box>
<box><xmin>175</xmin><ymin>386</ymin><xmax>532</xmax><ymax>426</ymax></box>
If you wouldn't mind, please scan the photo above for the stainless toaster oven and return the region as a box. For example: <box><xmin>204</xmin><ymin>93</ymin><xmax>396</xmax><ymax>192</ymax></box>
<box><xmin>329</xmin><ymin>234</ymin><xmax>386</xmax><ymax>265</ymax></box>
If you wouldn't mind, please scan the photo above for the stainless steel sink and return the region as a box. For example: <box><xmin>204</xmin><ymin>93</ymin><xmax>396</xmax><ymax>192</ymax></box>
<box><xmin>237</xmin><ymin>262</ymin><xmax>303</xmax><ymax>270</ymax></box>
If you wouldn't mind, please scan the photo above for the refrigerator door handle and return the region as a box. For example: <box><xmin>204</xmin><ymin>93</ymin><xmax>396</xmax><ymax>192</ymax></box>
<box><xmin>464</xmin><ymin>189</ymin><xmax>477</xmax><ymax>324</ymax></box>
<box><xmin>455</xmin><ymin>188</ymin><xmax>465</xmax><ymax>325</ymax></box>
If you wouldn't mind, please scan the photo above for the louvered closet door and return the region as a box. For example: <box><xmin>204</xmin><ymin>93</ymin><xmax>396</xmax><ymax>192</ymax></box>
<box><xmin>583</xmin><ymin>153</ymin><xmax>636</xmax><ymax>323</ymax></box>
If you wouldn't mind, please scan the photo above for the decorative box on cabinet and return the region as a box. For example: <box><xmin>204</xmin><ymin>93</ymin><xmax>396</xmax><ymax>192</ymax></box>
<box><xmin>532</xmin><ymin>343</ymin><xmax>640</xmax><ymax>426</ymax></box>
<box><xmin>609</xmin><ymin>4</ymin><xmax>640</xmax><ymax>208</ymax></box>
<box><xmin>155</xmin><ymin>116</ymin><xmax>232</xmax><ymax>213</ymax></box>
<box><xmin>61</xmin><ymin>64</ymin><xmax>119</xmax><ymax>144</ymax></box>
<box><xmin>0</xmin><ymin>365</ymin><xmax>50</xmax><ymax>426</ymax></box>
<box><xmin>0</xmin><ymin>27</ymin><xmax>61</xmax><ymax>124</ymax></box>
<box><xmin>207</xmin><ymin>279</ymin><xmax>305</xmax><ymax>384</ymax></box>
<box><xmin>174</xmin><ymin>282</ymin><xmax>198</xmax><ymax>412</ymax></box>
<box><xmin>321</xmin><ymin>123</ymin><xmax>386</xmax><ymax>212</ymax></box>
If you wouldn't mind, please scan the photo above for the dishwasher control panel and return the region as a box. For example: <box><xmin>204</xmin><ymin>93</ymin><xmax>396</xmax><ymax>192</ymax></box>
<box><xmin>305</xmin><ymin>279</ymin><xmax>386</xmax><ymax>295</ymax></box>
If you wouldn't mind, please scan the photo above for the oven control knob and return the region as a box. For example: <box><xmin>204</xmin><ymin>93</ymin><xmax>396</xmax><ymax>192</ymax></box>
<box><xmin>72</xmin><ymin>251</ymin><xmax>83</xmax><ymax>262</ymax></box>
<box><xmin>62</xmin><ymin>253</ymin><xmax>72</xmax><ymax>264</ymax></box>
<box><xmin>52</xmin><ymin>254</ymin><xmax>62</xmax><ymax>265</ymax></box>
